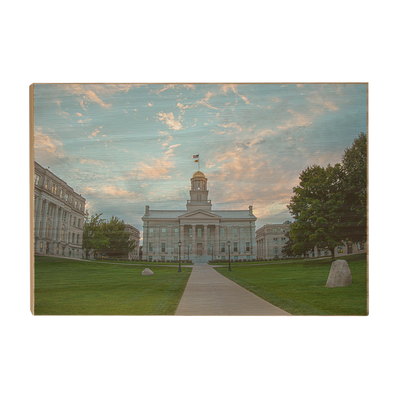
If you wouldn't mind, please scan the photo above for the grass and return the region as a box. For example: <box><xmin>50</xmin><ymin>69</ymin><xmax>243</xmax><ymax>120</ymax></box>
<box><xmin>213</xmin><ymin>254</ymin><xmax>368</xmax><ymax>315</ymax></box>
<box><xmin>34</xmin><ymin>256</ymin><xmax>192</xmax><ymax>315</ymax></box>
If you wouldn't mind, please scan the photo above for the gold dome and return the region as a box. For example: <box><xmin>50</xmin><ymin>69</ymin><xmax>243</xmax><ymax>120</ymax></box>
<box><xmin>192</xmin><ymin>171</ymin><xmax>205</xmax><ymax>178</ymax></box>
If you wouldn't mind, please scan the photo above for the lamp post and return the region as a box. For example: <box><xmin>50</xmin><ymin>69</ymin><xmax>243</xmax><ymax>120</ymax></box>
<box><xmin>178</xmin><ymin>241</ymin><xmax>182</xmax><ymax>272</ymax></box>
<box><xmin>211</xmin><ymin>245</ymin><xmax>214</xmax><ymax>261</ymax></box>
<box><xmin>187</xmin><ymin>245</ymin><xmax>189</xmax><ymax>262</ymax></box>
<box><xmin>227</xmin><ymin>240</ymin><xmax>231</xmax><ymax>271</ymax></box>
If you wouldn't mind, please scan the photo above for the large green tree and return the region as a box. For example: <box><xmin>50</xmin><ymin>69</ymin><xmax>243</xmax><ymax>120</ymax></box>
<box><xmin>101</xmin><ymin>216</ymin><xmax>135</xmax><ymax>258</ymax></box>
<box><xmin>82</xmin><ymin>212</ymin><xmax>110</xmax><ymax>259</ymax></box>
<box><xmin>287</xmin><ymin>163</ymin><xmax>346</xmax><ymax>261</ymax></box>
<box><xmin>341</xmin><ymin>132</ymin><xmax>367</xmax><ymax>243</ymax></box>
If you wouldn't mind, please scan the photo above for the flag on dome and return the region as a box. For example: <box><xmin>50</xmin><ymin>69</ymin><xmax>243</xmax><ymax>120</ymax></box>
<box><xmin>193</xmin><ymin>155</ymin><xmax>199</xmax><ymax>159</ymax></box>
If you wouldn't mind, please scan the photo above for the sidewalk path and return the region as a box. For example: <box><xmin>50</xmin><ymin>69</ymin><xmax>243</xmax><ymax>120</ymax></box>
<box><xmin>175</xmin><ymin>264</ymin><xmax>291</xmax><ymax>316</ymax></box>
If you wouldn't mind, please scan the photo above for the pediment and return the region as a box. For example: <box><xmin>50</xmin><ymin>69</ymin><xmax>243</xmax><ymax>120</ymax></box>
<box><xmin>179</xmin><ymin>209</ymin><xmax>220</xmax><ymax>220</ymax></box>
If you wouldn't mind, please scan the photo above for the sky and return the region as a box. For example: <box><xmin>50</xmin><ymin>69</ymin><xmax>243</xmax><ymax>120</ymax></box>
<box><xmin>34</xmin><ymin>83</ymin><xmax>367</xmax><ymax>241</ymax></box>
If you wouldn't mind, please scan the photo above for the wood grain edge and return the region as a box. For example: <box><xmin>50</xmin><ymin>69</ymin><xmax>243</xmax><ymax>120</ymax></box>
<box><xmin>29</xmin><ymin>84</ymin><xmax>35</xmax><ymax>315</ymax></box>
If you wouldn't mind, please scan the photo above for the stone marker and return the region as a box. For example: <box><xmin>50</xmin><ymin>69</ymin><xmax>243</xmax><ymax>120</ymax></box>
<box><xmin>141</xmin><ymin>268</ymin><xmax>154</xmax><ymax>276</ymax></box>
<box><xmin>326</xmin><ymin>260</ymin><xmax>352</xmax><ymax>287</ymax></box>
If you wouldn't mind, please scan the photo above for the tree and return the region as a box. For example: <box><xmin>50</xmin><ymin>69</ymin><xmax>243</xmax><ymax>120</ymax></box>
<box><xmin>287</xmin><ymin>163</ymin><xmax>346</xmax><ymax>261</ymax></box>
<box><xmin>82</xmin><ymin>212</ymin><xmax>110</xmax><ymax>259</ymax></box>
<box><xmin>281</xmin><ymin>231</ymin><xmax>296</xmax><ymax>258</ymax></box>
<box><xmin>341</xmin><ymin>132</ymin><xmax>367</xmax><ymax>244</ymax></box>
<box><xmin>101</xmin><ymin>216</ymin><xmax>135</xmax><ymax>258</ymax></box>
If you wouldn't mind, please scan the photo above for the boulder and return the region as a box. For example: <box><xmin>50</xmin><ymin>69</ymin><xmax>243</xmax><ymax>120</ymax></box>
<box><xmin>141</xmin><ymin>268</ymin><xmax>154</xmax><ymax>276</ymax></box>
<box><xmin>326</xmin><ymin>260</ymin><xmax>352</xmax><ymax>287</ymax></box>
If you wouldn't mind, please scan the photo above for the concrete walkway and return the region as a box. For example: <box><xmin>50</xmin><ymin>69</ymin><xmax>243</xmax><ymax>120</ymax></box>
<box><xmin>175</xmin><ymin>264</ymin><xmax>291</xmax><ymax>316</ymax></box>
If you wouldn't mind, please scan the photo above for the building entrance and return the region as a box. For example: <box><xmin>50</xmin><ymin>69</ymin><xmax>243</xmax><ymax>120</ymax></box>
<box><xmin>197</xmin><ymin>243</ymin><xmax>202</xmax><ymax>255</ymax></box>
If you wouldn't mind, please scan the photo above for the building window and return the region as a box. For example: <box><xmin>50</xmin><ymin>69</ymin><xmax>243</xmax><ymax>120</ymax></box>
<box><xmin>64</xmin><ymin>193</ymin><xmax>69</xmax><ymax>201</ymax></box>
<box><xmin>161</xmin><ymin>243</ymin><xmax>166</xmax><ymax>253</ymax></box>
<box><xmin>174</xmin><ymin>256</ymin><xmax>178</xmax><ymax>261</ymax></box>
<box><xmin>60</xmin><ymin>189</ymin><xmax>63</xmax><ymax>199</ymax></box>
<box><xmin>74</xmin><ymin>200</ymin><xmax>78</xmax><ymax>208</ymax></box>
<box><xmin>281</xmin><ymin>229</ymin><xmax>285</xmax><ymax>233</ymax></box>
<box><xmin>79</xmin><ymin>203</ymin><xmax>82</xmax><ymax>211</ymax></box>
<box><xmin>175</xmin><ymin>227</ymin><xmax>179</xmax><ymax>237</ymax></box>
<box><xmin>51</xmin><ymin>184</ymin><xmax>55</xmax><ymax>193</ymax></box>
<box><xmin>62</xmin><ymin>211</ymin><xmax>66</xmax><ymax>221</ymax></box>
<box><xmin>221</xmin><ymin>228</ymin><xmax>225</xmax><ymax>238</ymax></box>
<box><xmin>338</xmin><ymin>246</ymin><xmax>343</xmax><ymax>253</ymax></box>
<box><xmin>198</xmin><ymin>228</ymin><xmax>201</xmax><ymax>238</ymax></box>
<box><xmin>73</xmin><ymin>217</ymin><xmax>76</xmax><ymax>226</ymax></box>
<box><xmin>233</xmin><ymin>242</ymin><xmax>238</xmax><ymax>252</ymax></box>
<box><xmin>162</xmin><ymin>228</ymin><xmax>166</xmax><ymax>237</ymax></box>
<box><xmin>69</xmin><ymin>215</ymin><xmax>72</xmax><ymax>225</ymax></box>
<box><xmin>57</xmin><ymin>246</ymin><xmax>59</xmax><ymax>254</ymax></box>
<box><xmin>72</xmin><ymin>233</ymin><xmax>75</xmax><ymax>243</ymax></box>
<box><xmin>54</xmin><ymin>185</ymin><xmax>58</xmax><ymax>195</ymax></box>
<box><xmin>68</xmin><ymin>232</ymin><xmax>71</xmax><ymax>242</ymax></box>
<box><xmin>274</xmin><ymin>247</ymin><xmax>278</xmax><ymax>255</ymax></box>
<box><xmin>221</xmin><ymin>243</ymin><xmax>225</xmax><ymax>253</ymax></box>
<box><xmin>221</xmin><ymin>256</ymin><xmax>225</xmax><ymax>260</ymax></box>
<box><xmin>273</xmin><ymin>228</ymin><xmax>277</xmax><ymax>233</ymax></box>
<box><xmin>40</xmin><ymin>242</ymin><xmax>43</xmax><ymax>252</ymax></box>
<box><xmin>149</xmin><ymin>243</ymin><xmax>153</xmax><ymax>252</ymax></box>
<box><xmin>161</xmin><ymin>256</ymin><xmax>165</xmax><ymax>262</ymax></box>
<box><xmin>34</xmin><ymin>174</ymin><xmax>40</xmax><ymax>185</ymax></box>
<box><xmin>246</xmin><ymin>242</ymin><xmax>250</xmax><ymax>252</ymax></box>
<box><xmin>174</xmin><ymin>243</ymin><xmax>178</xmax><ymax>253</ymax></box>
<box><xmin>45</xmin><ymin>179</ymin><xmax>49</xmax><ymax>190</ymax></box>
<box><xmin>61</xmin><ymin>228</ymin><xmax>65</xmax><ymax>241</ymax></box>
<box><xmin>273</xmin><ymin>238</ymin><xmax>278</xmax><ymax>244</ymax></box>
<box><xmin>78</xmin><ymin>219</ymin><xmax>80</xmax><ymax>228</ymax></box>
<box><xmin>149</xmin><ymin>228</ymin><xmax>153</xmax><ymax>238</ymax></box>
<box><xmin>246</xmin><ymin>255</ymin><xmax>250</xmax><ymax>260</ymax></box>
<box><xmin>233</xmin><ymin>228</ymin><xmax>238</xmax><ymax>237</ymax></box>
<box><xmin>281</xmin><ymin>238</ymin><xmax>286</xmax><ymax>244</ymax></box>
<box><xmin>358</xmin><ymin>243</ymin><xmax>365</xmax><ymax>250</ymax></box>
<box><xmin>189</xmin><ymin>243</ymin><xmax>192</xmax><ymax>253</ymax></box>
<box><xmin>245</xmin><ymin>227</ymin><xmax>249</xmax><ymax>236</ymax></box>
<box><xmin>77</xmin><ymin>234</ymin><xmax>79</xmax><ymax>245</ymax></box>
<box><xmin>234</xmin><ymin>256</ymin><xmax>238</xmax><ymax>261</ymax></box>
<box><xmin>189</xmin><ymin>228</ymin><xmax>192</xmax><ymax>237</ymax></box>
<box><xmin>149</xmin><ymin>256</ymin><xmax>152</xmax><ymax>262</ymax></box>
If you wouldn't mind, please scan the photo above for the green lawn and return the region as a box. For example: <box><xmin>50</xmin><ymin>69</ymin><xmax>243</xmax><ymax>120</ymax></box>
<box><xmin>34</xmin><ymin>256</ymin><xmax>192</xmax><ymax>315</ymax></box>
<box><xmin>213</xmin><ymin>254</ymin><xmax>368</xmax><ymax>315</ymax></box>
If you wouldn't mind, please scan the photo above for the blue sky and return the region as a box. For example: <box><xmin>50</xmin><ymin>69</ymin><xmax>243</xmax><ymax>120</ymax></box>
<box><xmin>34</xmin><ymin>83</ymin><xmax>367</xmax><ymax>240</ymax></box>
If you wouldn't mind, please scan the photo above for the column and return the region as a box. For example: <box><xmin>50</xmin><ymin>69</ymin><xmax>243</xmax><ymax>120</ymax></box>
<box><xmin>215</xmin><ymin>225</ymin><xmax>220</xmax><ymax>256</ymax></box>
<box><xmin>240</xmin><ymin>227</ymin><xmax>245</xmax><ymax>256</ymax></box>
<box><xmin>191</xmin><ymin>224</ymin><xmax>196</xmax><ymax>255</ymax></box>
<box><xmin>142</xmin><ymin>224</ymin><xmax>148</xmax><ymax>259</ymax></box>
<box><xmin>180</xmin><ymin>224</ymin><xmax>185</xmax><ymax>260</ymax></box>
<box><xmin>203</xmin><ymin>224</ymin><xmax>208</xmax><ymax>257</ymax></box>
<box><xmin>167</xmin><ymin>225</ymin><xmax>172</xmax><ymax>256</ymax></box>
<box><xmin>52</xmin><ymin>204</ymin><xmax>58</xmax><ymax>241</ymax></box>
<box><xmin>34</xmin><ymin>197</ymin><xmax>43</xmax><ymax>237</ymax></box>
<box><xmin>41</xmin><ymin>200</ymin><xmax>49</xmax><ymax>237</ymax></box>
<box><xmin>155</xmin><ymin>226</ymin><xmax>160</xmax><ymax>258</ymax></box>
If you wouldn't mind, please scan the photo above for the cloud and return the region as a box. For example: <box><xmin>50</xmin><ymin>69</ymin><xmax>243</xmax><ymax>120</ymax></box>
<box><xmin>196</xmin><ymin>91</ymin><xmax>218</xmax><ymax>110</ymax></box>
<box><xmin>56</xmin><ymin>110</ymin><xmax>69</xmax><ymax>118</ymax></box>
<box><xmin>80</xmin><ymin>158</ymin><xmax>104</xmax><ymax>166</ymax></box>
<box><xmin>88</xmin><ymin>127</ymin><xmax>101</xmax><ymax>138</ymax></box>
<box><xmin>277</xmin><ymin>109</ymin><xmax>313</xmax><ymax>130</ymax></box>
<box><xmin>76</xmin><ymin>112</ymin><xmax>83</xmax><ymax>117</ymax></box>
<box><xmin>146</xmin><ymin>102</ymin><xmax>153</xmax><ymax>107</ymax></box>
<box><xmin>101</xmin><ymin>185</ymin><xmax>134</xmax><ymax>198</ymax></box>
<box><xmin>34</xmin><ymin>127</ymin><xmax>64</xmax><ymax>158</ymax></box>
<box><xmin>137</xmin><ymin>157</ymin><xmax>174</xmax><ymax>180</ymax></box>
<box><xmin>183</xmin><ymin>84</ymin><xmax>196</xmax><ymax>90</ymax></box>
<box><xmin>63</xmin><ymin>84</ymin><xmax>113</xmax><ymax>110</ymax></box>
<box><xmin>220</xmin><ymin>84</ymin><xmax>251</xmax><ymax>105</ymax></box>
<box><xmin>164</xmin><ymin>143</ymin><xmax>181</xmax><ymax>155</ymax></box>
<box><xmin>157</xmin><ymin>112</ymin><xmax>183</xmax><ymax>131</ymax></box>
<box><xmin>151</xmin><ymin>84</ymin><xmax>175</xmax><ymax>95</ymax></box>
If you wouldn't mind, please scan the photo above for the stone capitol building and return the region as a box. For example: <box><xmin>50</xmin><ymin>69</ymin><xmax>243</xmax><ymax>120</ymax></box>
<box><xmin>142</xmin><ymin>171</ymin><xmax>257</xmax><ymax>263</ymax></box>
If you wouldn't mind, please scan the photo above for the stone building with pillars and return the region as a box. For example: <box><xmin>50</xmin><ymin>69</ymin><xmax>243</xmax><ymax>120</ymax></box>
<box><xmin>142</xmin><ymin>171</ymin><xmax>257</xmax><ymax>263</ymax></box>
<box><xmin>33</xmin><ymin>162</ymin><xmax>86</xmax><ymax>258</ymax></box>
